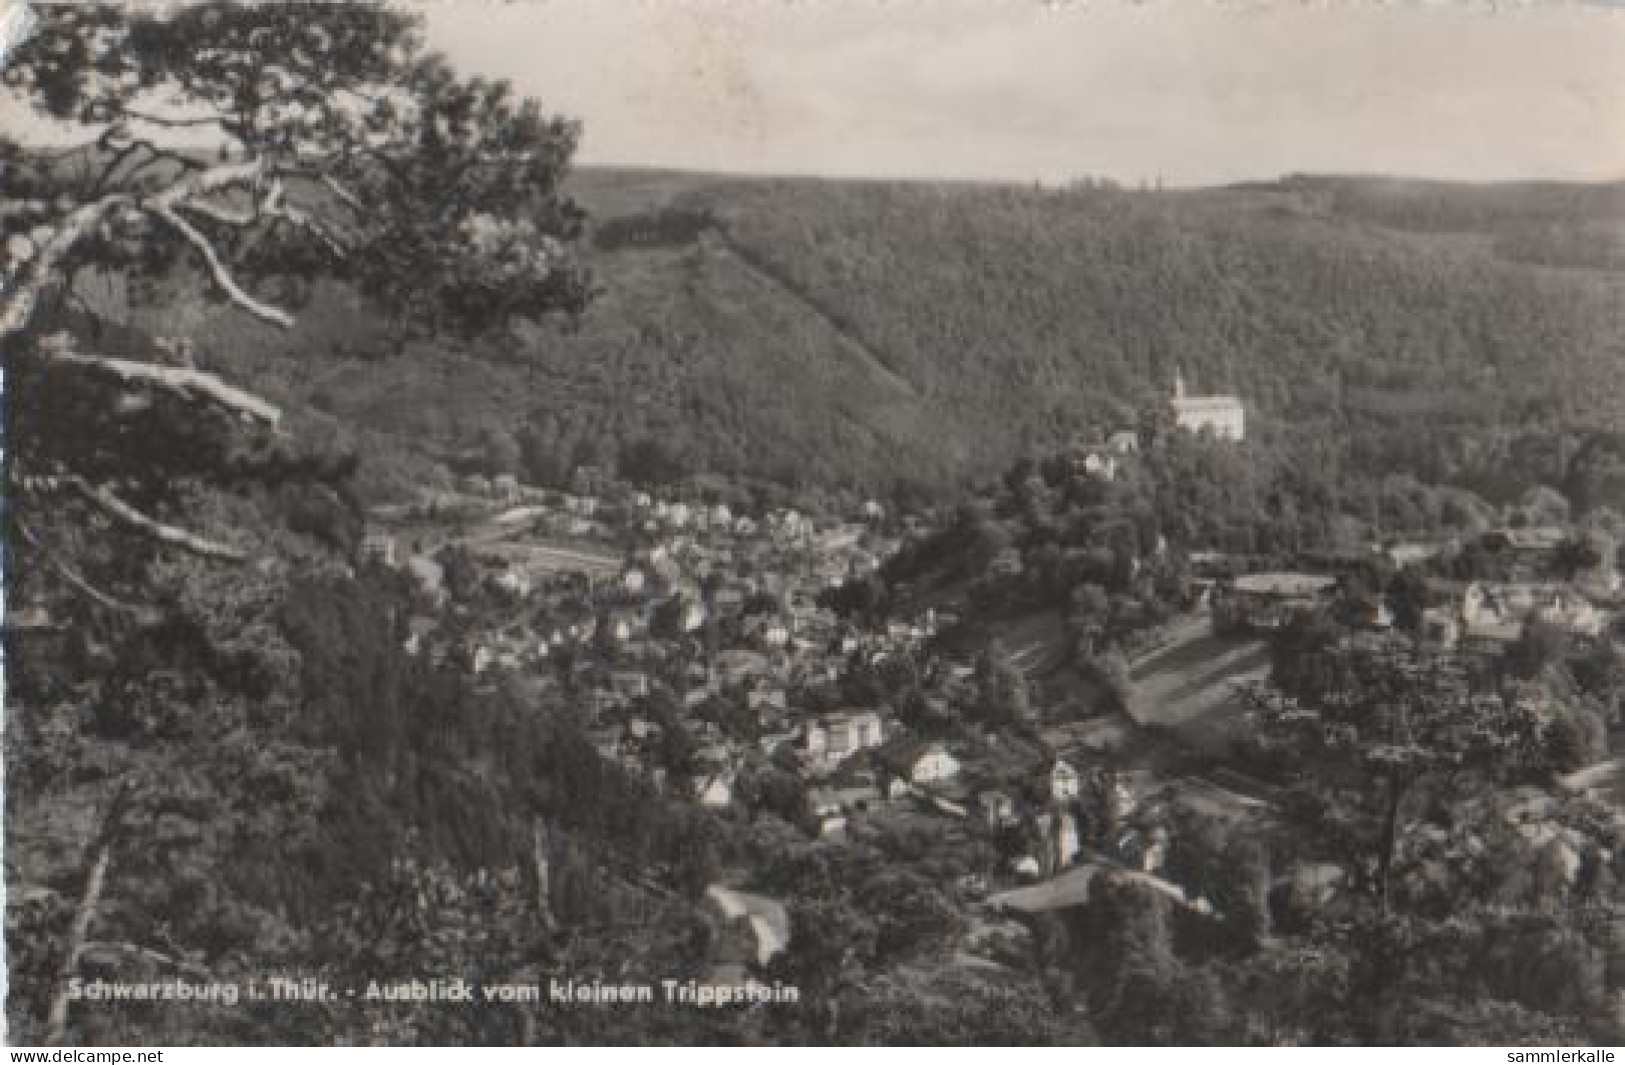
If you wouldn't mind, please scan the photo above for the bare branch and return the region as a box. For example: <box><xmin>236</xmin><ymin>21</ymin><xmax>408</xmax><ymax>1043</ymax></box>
<box><xmin>4</xmin><ymin>154</ymin><xmax>357</xmax><ymax>345</ymax></box>
<box><xmin>176</xmin><ymin>198</ymin><xmax>258</xmax><ymax>228</ymax></box>
<box><xmin>12</xmin><ymin>518</ymin><xmax>164</xmax><ymax>623</ymax></box>
<box><xmin>1</xmin><ymin>195</ymin><xmax>132</xmax><ymax>342</ymax></box>
<box><xmin>46</xmin><ymin>347</ymin><xmax>284</xmax><ymax>428</ymax></box>
<box><xmin>61</xmin><ymin>475</ymin><xmax>250</xmax><ymax>563</ymax></box>
<box><xmin>150</xmin><ymin>202</ymin><xmax>295</xmax><ymax>329</ymax></box>
<box><xmin>178</xmin><ymin>178</ymin><xmax>349</xmax><ymax>261</ymax></box>
<box><xmin>149</xmin><ymin>158</ymin><xmax>268</xmax><ymax>210</ymax></box>
<box><xmin>321</xmin><ymin>173</ymin><xmax>366</xmax><ymax>214</ymax></box>
<box><xmin>4</xmin><ymin>159</ymin><xmax>271</xmax><ymax>343</ymax></box>
<box><xmin>90</xmin><ymin>136</ymin><xmax>150</xmax><ymax>198</ymax></box>
<box><xmin>91</xmin><ymin>129</ymin><xmax>206</xmax><ymax>197</ymax></box>
<box><xmin>121</xmin><ymin>107</ymin><xmax>231</xmax><ymax>130</ymax></box>
<box><xmin>261</xmin><ymin>179</ymin><xmax>349</xmax><ymax>259</ymax></box>
<box><xmin>78</xmin><ymin>941</ymin><xmax>214</xmax><ymax>981</ymax></box>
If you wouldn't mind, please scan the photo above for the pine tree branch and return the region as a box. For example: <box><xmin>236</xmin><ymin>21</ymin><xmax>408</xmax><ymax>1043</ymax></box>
<box><xmin>61</xmin><ymin>475</ymin><xmax>249</xmax><ymax>562</ymax></box>
<box><xmin>12</xmin><ymin>517</ymin><xmax>164</xmax><ymax>623</ymax></box>
<box><xmin>147</xmin><ymin>158</ymin><xmax>269</xmax><ymax>212</ymax></box>
<box><xmin>46</xmin><ymin>347</ymin><xmax>284</xmax><ymax>428</ymax></box>
<box><xmin>149</xmin><ymin>202</ymin><xmax>294</xmax><ymax>329</ymax></box>
<box><xmin>120</xmin><ymin>107</ymin><xmax>231</xmax><ymax>130</ymax></box>
<box><xmin>260</xmin><ymin>180</ymin><xmax>349</xmax><ymax>259</ymax></box>
<box><xmin>176</xmin><ymin>198</ymin><xmax>258</xmax><ymax>229</ymax></box>
<box><xmin>0</xmin><ymin>195</ymin><xmax>132</xmax><ymax>342</ymax></box>
<box><xmin>321</xmin><ymin>173</ymin><xmax>366</xmax><ymax>214</ymax></box>
<box><xmin>90</xmin><ymin>127</ymin><xmax>207</xmax><ymax>196</ymax></box>
<box><xmin>89</xmin><ymin>136</ymin><xmax>151</xmax><ymax>199</ymax></box>
<box><xmin>3</xmin><ymin>158</ymin><xmax>274</xmax><ymax>343</ymax></box>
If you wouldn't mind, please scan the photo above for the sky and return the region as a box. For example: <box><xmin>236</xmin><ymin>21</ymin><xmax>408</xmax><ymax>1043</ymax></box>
<box><xmin>421</xmin><ymin>0</ymin><xmax>1625</xmax><ymax>186</ymax></box>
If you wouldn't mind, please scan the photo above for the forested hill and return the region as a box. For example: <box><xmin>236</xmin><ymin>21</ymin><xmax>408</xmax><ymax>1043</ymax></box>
<box><xmin>151</xmin><ymin>170</ymin><xmax>1625</xmax><ymax>502</ymax></box>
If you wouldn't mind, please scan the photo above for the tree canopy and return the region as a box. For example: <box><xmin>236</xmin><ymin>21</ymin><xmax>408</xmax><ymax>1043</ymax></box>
<box><xmin>3</xmin><ymin>1</ymin><xmax>591</xmax><ymax>578</ymax></box>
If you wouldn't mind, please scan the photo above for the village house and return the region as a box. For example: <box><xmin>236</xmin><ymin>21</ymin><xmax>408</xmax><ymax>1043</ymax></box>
<box><xmin>402</xmin><ymin>615</ymin><xmax>437</xmax><ymax>656</ymax></box>
<box><xmin>745</xmin><ymin>683</ymin><xmax>788</xmax><ymax>717</ymax></box>
<box><xmin>810</xmin><ymin>784</ymin><xmax>881</xmax><ymax>819</ymax></box>
<box><xmin>1107</xmin><ymin>429</ymin><xmax>1141</xmax><ymax>454</ymax></box>
<box><xmin>1212</xmin><ymin>572</ymin><xmax>1337</xmax><ymax>632</ymax></box>
<box><xmin>801</xmin><ymin>721</ymin><xmax>832</xmax><ymax>768</ymax></box>
<box><xmin>802</xmin><ymin>710</ymin><xmax>886</xmax><ymax>772</ymax></box>
<box><xmin>1064</xmin><ymin>435</ymin><xmax>1122</xmax><ymax>480</ymax></box>
<box><xmin>360</xmin><ymin>529</ymin><xmax>398</xmax><ymax>567</ymax></box>
<box><xmin>1532</xmin><ymin>589</ymin><xmax>1608</xmax><ymax>637</ymax></box>
<box><xmin>1051</xmin><ymin>760</ymin><xmax>1082</xmax><ymax>803</ymax></box>
<box><xmin>588</xmin><ymin>727</ymin><xmax>622</xmax><ymax>762</ymax></box>
<box><xmin>751</xmin><ymin>617</ymin><xmax>791</xmax><ymax>649</ymax></box>
<box><xmin>1170</xmin><ymin>368</ymin><xmax>1245</xmax><ymax>441</ymax></box>
<box><xmin>1347</xmin><ymin>594</ymin><xmax>1394</xmax><ymax>631</ymax></box>
<box><xmin>647</xmin><ymin>545</ymin><xmax>683</xmax><ymax>586</ymax></box>
<box><xmin>978</xmin><ymin>789</ymin><xmax>1018</xmax><ymax>827</ymax></box>
<box><xmin>881</xmin><ymin>739</ymin><xmax>961</xmax><ymax>788</ymax></box>
<box><xmin>1081</xmin><ymin>448</ymin><xmax>1117</xmax><ymax>480</ymax></box>
<box><xmin>608</xmin><ymin>670</ymin><xmax>651</xmax><ymax>703</ymax></box>
<box><xmin>1420</xmin><ymin>606</ymin><xmax>1463</xmax><ymax>650</ymax></box>
<box><xmin>1035</xmin><ymin>811</ymin><xmax>1082</xmax><ymax>871</ymax></box>
<box><xmin>1381</xmin><ymin>539</ymin><xmax>1454</xmax><ymax>570</ymax></box>
<box><xmin>606</xmin><ymin>607</ymin><xmax>649</xmax><ymax>644</ymax></box>
<box><xmin>405</xmin><ymin>555</ymin><xmax>447</xmax><ymax>605</ymax></box>
<box><xmin>561</xmin><ymin>492</ymin><xmax>599</xmax><ymax>517</ymax></box>
<box><xmin>1012</xmin><ymin>856</ymin><xmax>1043</xmax><ymax>879</ymax></box>
<box><xmin>696</xmin><ymin>772</ymin><xmax>733</xmax><ymax>809</ymax></box>
<box><xmin>817</xmin><ymin>814</ymin><xmax>848</xmax><ymax>840</ymax></box>
<box><xmin>491</xmin><ymin>473</ymin><xmax>521</xmax><ymax>503</ymax></box>
<box><xmin>492</xmin><ymin>568</ymin><xmax>531</xmax><ymax>600</ymax></box>
<box><xmin>1461</xmin><ymin>581</ymin><xmax>1608</xmax><ymax>643</ymax></box>
<box><xmin>758</xmin><ymin>728</ymin><xmax>798</xmax><ymax>757</ymax></box>
<box><xmin>715</xmin><ymin>648</ymin><xmax>772</xmax><ymax>682</ymax></box>
<box><xmin>1575</xmin><ymin>532</ymin><xmax>1621</xmax><ymax>598</ymax></box>
<box><xmin>1043</xmin><ymin>717</ymin><xmax>1133</xmax><ymax>756</ymax></box>
<box><xmin>1488</xmin><ymin>525</ymin><xmax>1567</xmax><ymax>557</ymax></box>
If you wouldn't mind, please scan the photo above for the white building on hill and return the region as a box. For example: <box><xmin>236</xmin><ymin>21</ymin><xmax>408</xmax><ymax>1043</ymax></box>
<box><xmin>1171</xmin><ymin>369</ymin><xmax>1245</xmax><ymax>441</ymax></box>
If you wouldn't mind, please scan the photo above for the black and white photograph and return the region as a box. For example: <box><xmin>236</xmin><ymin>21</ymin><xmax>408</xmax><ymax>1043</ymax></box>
<box><xmin>3</xmin><ymin>0</ymin><xmax>1624</xmax><ymax>1049</ymax></box>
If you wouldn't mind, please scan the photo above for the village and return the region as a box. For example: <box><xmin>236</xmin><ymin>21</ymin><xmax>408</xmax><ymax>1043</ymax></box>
<box><xmin>350</xmin><ymin>376</ymin><xmax>1625</xmax><ymax>964</ymax></box>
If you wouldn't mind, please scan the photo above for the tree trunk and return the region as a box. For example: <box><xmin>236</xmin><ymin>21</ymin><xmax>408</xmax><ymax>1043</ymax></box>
<box><xmin>45</xmin><ymin>792</ymin><xmax>125</xmax><ymax>1045</ymax></box>
<box><xmin>531</xmin><ymin>817</ymin><xmax>555</xmax><ymax>932</ymax></box>
<box><xmin>1375</xmin><ymin>780</ymin><xmax>1403</xmax><ymax>915</ymax></box>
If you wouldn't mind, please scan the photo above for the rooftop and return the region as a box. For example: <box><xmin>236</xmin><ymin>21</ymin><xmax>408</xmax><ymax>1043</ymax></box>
<box><xmin>1230</xmin><ymin>572</ymin><xmax>1337</xmax><ymax>598</ymax></box>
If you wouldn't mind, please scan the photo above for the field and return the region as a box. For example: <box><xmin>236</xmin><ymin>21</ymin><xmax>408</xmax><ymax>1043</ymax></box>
<box><xmin>1125</xmin><ymin>617</ymin><xmax>1272</xmax><ymax>752</ymax></box>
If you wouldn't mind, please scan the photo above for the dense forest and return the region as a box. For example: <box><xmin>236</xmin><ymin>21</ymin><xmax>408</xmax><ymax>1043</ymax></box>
<box><xmin>118</xmin><ymin>169</ymin><xmax>1625</xmax><ymax>509</ymax></box>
